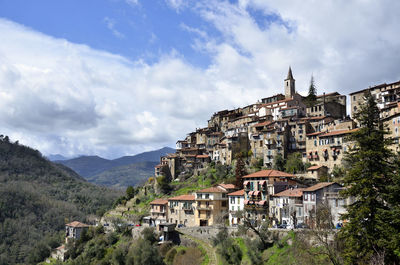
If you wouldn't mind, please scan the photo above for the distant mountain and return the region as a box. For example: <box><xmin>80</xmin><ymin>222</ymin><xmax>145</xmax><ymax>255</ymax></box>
<box><xmin>0</xmin><ymin>137</ymin><xmax>121</xmax><ymax>264</ymax></box>
<box><xmin>87</xmin><ymin>161</ymin><xmax>158</xmax><ymax>189</ymax></box>
<box><xmin>47</xmin><ymin>154</ymin><xmax>70</xmax><ymax>161</ymax></box>
<box><xmin>57</xmin><ymin>147</ymin><xmax>175</xmax><ymax>188</ymax></box>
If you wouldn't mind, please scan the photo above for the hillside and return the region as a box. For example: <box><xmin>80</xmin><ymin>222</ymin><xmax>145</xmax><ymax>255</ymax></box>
<box><xmin>87</xmin><ymin>161</ymin><xmax>158</xmax><ymax>188</ymax></box>
<box><xmin>0</xmin><ymin>136</ymin><xmax>122</xmax><ymax>264</ymax></box>
<box><xmin>57</xmin><ymin>147</ymin><xmax>175</xmax><ymax>188</ymax></box>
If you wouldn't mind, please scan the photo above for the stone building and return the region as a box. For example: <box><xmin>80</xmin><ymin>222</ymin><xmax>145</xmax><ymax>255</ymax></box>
<box><xmin>305</xmin><ymin>128</ymin><xmax>358</xmax><ymax>170</ymax></box>
<box><xmin>350</xmin><ymin>80</ymin><xmax>400</xmax><ymax>122</ymax></box>
<box><xmin>168</xmin><ymin>194</ymin><xmax>196</xmax><ymax>227</ymax></box>
<box><xmin>65</xmin><ymin>221</ymin><xmax>90</xmax><ymax>243</ymax></box>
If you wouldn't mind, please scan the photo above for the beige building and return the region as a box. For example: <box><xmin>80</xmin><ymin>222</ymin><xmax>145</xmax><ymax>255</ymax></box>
<box><xmin>305</xmin><ymin>128</ymin><xmax>358</xmax><ymax>170</ymax></box>
<box><xmin>195</xmin><ymin>186</ymin><xmax>229</xmax><ymax>226</ymax></box>
<box><xmin>168</xmin><ymin>195</ymin><xmax>196</xmax><ymax>227</ymax></box>
<box><xmin>150</xmin><ymin>198</ymin><xmax>168</xmax><ymax>226</ymax></box>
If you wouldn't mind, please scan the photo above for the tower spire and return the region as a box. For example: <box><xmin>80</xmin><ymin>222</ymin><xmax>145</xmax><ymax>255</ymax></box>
<box><xmin>286</xmin><ymin>66</ymin><xmax>294</xmax><ymax>80</ymax></box>
<box><xmin>284</xmin><ymin>66</ymin><xmax>295</xmax><ymax>99</ymax></box>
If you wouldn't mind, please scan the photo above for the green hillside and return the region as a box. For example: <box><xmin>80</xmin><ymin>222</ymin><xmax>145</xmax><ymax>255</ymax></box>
<box><xmin>0</xmin><ymin>136</ymin><xmax>122</xmax><ymax>264</ymax></box>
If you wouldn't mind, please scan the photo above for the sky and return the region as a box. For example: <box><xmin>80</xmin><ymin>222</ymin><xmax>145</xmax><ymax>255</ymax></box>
<box><xmin>0</xmin><ymin>0</ymin><xmax>399</xmax><ymax>159</ymax></box>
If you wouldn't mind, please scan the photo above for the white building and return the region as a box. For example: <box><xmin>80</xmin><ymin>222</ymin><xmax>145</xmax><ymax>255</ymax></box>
<box><xmin>228</xmin><ymin>189</ymin><xmax>244</xmax><ymax>226</ymax></box>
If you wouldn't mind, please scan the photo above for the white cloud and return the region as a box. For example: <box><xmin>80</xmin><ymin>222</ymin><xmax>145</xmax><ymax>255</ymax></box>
<box><xmin>165</xmin><ymin>0</ymin><xmax>187</xmax><ymax>12</ymax></box>
<box><xmin>0</xmin><ymin>0</ymin><xmax>400</xmax><ymax>158</ymax></box>
<box><xmin>126</xmin><ymin>0</ymin><xmax>139</xmax><ymax>7</ymax></box>
<box><xmin>104</xmin><ymin>17</ymin><xmax>125</xmax><ymax>39</ymax></box>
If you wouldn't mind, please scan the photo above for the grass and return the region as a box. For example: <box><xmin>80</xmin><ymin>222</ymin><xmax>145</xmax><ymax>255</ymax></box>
<box><xmin>235</xmin><ymin>237</ymin><xmax>252</xmax><ymax>264</ymax></box>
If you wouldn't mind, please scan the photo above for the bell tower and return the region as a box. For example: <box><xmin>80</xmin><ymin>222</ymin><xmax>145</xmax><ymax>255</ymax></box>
<box><xmin>284</xmin><ymin>66</ymin><xmax>295</xmax><ymax>99</ymax></box>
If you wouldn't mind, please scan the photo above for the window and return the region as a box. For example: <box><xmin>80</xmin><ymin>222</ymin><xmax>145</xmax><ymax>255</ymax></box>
<box><xmin>205</xmin><ymin>194</ymin><xmax>209</xmax><ymax>199</ymax></box>
<box><xmin>231</xmin><ymin>206</ymin><xmax>235</xmax><ymax>211</ymax></box>
<box><xmin>314</xmin><ymin>140</ymin><xmax>317</xmax><ymax>146</ymax></box>
<box><xmin>222</xmin><ymin>193</ymin><xmax>226</xmax><ymax>198</ymax></box>
<box><xmin>230</xmin><ymin>197</ymin><xmax>235</xmax><ymax>204</ymax></box>
<box><xmin>222</xmin><ymin>201</ymin><xmax>227</xmax><ymax>207</ymax></box>
<box><xmin>353</xmin><ymin>95</ymin><xmax>356</xmax><ymax>101</ymax></box>
<box><xmin>197</xmin><ymin>194</ymin><xmax>202</xmax><ymax>199</ymax></box>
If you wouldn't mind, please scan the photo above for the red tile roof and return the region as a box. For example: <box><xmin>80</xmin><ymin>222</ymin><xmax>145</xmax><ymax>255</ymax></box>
<box><xmin>273</xmin><ymin>188</ymin><xmax>304</xmax><ymax>197</ymax></box>
<box><xmin>303</xmin><ymin>182</ymin><xmax>338</xmax><ymax>192</ymax></box>
<box><xmin>197</xmin><ymin>186</ymin><xmax>226</xmax><ymax>193</ymax></box>
<box><xmin>306</xmin><ymin>131</ymin><xmax>323</xmax><ymax>136</ymax></box>
<box><xmin>319</xmin><ymin>128</ymin><xmax>359</xmax><ymax>137</ymax></box>
<box><xmin>66</xmin><ymin>221</ymin><xmax>90</xmax><ymax>228</ymax></box>
<box><xmin>150</xmin><ymin>198</ymin><xmax>168</xmax><ymax>205</ymax></box>
<box><xmin>307</xmin><ymin>165</ymin><xmax>327</xmax><ymax>171</ymax></box>
<box><xmin>196</xmin><ymin>155</ymin><xmax>209</xmax><ymax>158</ymax></box>
<box><xmin>218</xmin><ymin>183</ymin><xmax>236</xmax><ymax>189</ymax></box>
<box><xmin>228</xmin><ymin>189</ymin><xmax>244</xmax><ymax>196</ymax></box>
<box><xmin>242</xmin><ymin>169</ymin><xmax>295</xmax><ymax>179</ymax></box>
<box><xmin>253</xmin><ymin>121</ymin><xmax>272</xmax><ymax>127</ymax></box>
<box><xmin>168</xmin><ymin>194</ymin><xmax>195</xmax><ymax>201</ymax></box>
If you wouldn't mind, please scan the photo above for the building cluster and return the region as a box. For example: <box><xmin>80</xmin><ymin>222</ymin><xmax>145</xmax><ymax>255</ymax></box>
<box><xmin>150</xmin><ymin>68</ymin><xmax>400</xmax><ymax>230</ymax></box>
<box><xmin>156</xmin><ymin>68</ymin><xmax>400</xmax><ymax>181</ymax></box>
<box><xmin>150</xmin><ymin>169</ymin><xmax>353</xmax><ymax>229</ymax></box>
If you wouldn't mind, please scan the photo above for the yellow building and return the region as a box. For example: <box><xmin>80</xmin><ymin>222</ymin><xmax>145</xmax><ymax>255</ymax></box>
<box><xmin>195</xmin><ymin>186</ymin><xmax>229</xmax><ymax>226</ymax></box>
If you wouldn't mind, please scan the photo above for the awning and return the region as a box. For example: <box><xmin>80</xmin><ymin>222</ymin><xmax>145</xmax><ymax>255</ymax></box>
<box><xmin>244</xmin><ymin>200</ymin><xmax>249</xmax><ymax>205</ymax></box>
<box><xmin>332</xmin><ymin>148</ymin><xmax>336</xmax><ymax>151</ymax></box>
<box><xmin>248</xmin><ymin>191</ymin><xmax>254</xmax><ymax>196</ymax></box>
<box><xmin>259</xmin><ymin>180</ymin><xmax>266</xmax><ymax>186</ymax></box>
<box><xmin>254</xmin><ymin>191</ymin><xmax>261</xmax><ymax>196</ymax></box>
<box><xmin>243</xmin><ymin>181</ymin><xmax>250</xmax><ymax>186</ymax></box>
<box><xmin>323</xmin><ymin>149</ymin><xmax>327</xmax><ymax>152</ymax></box>
<box><xmin>258</xmin><ymin>200</ymin><xmax>267</xmax><ymax>206</ymax></box>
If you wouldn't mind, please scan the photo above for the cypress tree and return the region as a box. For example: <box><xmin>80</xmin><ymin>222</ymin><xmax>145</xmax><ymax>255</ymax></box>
<box><xmin>340</xmin><ymin>91</ymin><xmax>399</xmax><ymax>264</ymax></box>
<box><xmin>306</xmin><ymin>75</ymin><xmax>317</xmax><ymax>107</ymax></box>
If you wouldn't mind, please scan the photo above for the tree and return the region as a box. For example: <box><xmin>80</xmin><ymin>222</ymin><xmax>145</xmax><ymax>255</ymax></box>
<box><xmin>126</xmin><ymin>186</ymin><xmax>135</xmax><ymax>199</ymax></box>
<box><xmin>284</xmin><ymin>152</ymin><xmax>304</xmax><ymax>174</ymax></box>
<box><xmin>235</xmin><ymin>154</ymin><xmax>246</xmax><ymax>189</ymax></box>
<box><xmin>305</xmin><ymin>75</ymin><xmax>317</xmax><ymax>107</ymax></box>
<box><xmin>340</xmin><ymin>91</ymin><xmax>400</xmax><ymax>264</ymax></box>
<box><xmin>273</xmin><ymin>153</ymin><xmax>285</xmax><ymax>171</ymax></box>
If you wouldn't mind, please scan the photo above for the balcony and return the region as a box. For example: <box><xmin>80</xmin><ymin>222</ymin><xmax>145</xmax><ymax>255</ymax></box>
<box><xmin>197</xmin><ymin>206</ymin><xmax>212</xmax><ymax>211</ymax></box>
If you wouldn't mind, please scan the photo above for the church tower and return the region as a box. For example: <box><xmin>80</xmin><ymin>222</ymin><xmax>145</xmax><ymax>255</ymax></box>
<box><xmin>284</xmin><ymin>66</ymin><xmax>295</xmax><ymax>99</ymax></box>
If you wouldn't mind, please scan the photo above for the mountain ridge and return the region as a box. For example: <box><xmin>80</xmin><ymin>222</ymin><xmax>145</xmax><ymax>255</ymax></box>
<box><xmin>57</xmin><ymin>147</ymin><xmax>175</xmax><ymax>188</ymax></box>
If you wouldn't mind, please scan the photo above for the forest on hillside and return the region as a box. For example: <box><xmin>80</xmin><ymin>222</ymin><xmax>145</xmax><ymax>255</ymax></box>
<box><xmin>0</xmin><ymin>136</ymin><xmax>122</xmax><ymax>264</ymax></box>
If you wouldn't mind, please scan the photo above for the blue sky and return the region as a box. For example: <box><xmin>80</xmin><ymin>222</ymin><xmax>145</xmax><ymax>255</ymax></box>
<box><xmin>0</xmin><ymin>0</ymin><xmax>399</xmax><ymax>158</ymax></box>
<box><xmin>0</xmin><ymin>0</ymin><xmax>222</xmax><ymax>67</ymax></box>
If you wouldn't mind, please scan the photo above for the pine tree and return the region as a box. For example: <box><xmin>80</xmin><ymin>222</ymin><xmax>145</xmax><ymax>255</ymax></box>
<box><xmin>340</xmin><ymin>91</ymin><xmax>399</xmax><ymax>264</ymax></box>
<box><xmin>306</xmin><ymin>75</ymin><xmax>317</xmax><ymax>107</ymax></box>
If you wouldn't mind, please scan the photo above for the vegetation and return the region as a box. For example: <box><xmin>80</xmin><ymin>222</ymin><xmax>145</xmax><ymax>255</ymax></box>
<box><xmin>284</xmin><ymin>152</ymin><xmax>305</xmax><ymax>174</ymax></box>
<box><xmin>0</xmin><ymin>136</ymin><xmax>121</xmax><ymax>264</ymax></box>
<box><xmin>340</xmin><ymin>91</ymin><xmax>400</xmax><ymax>264</ymax></box>
<box><xmin>305</xmin><ymin>75</ymin><xmax>317</xmax><ymax>107</ymax></box>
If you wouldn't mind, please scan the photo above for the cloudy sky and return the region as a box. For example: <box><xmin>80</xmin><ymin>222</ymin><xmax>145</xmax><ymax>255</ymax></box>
<box><xmin>0</xmin><ymin>0</ymin><xmax>399</xmax><ymax>159</ymax></box>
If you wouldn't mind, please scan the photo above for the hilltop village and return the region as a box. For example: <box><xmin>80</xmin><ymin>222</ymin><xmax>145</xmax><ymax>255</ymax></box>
<box><xmin>149</xmin><ymin>67</ymin><xmax>400</xmax><ymax>229</ymax></box>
